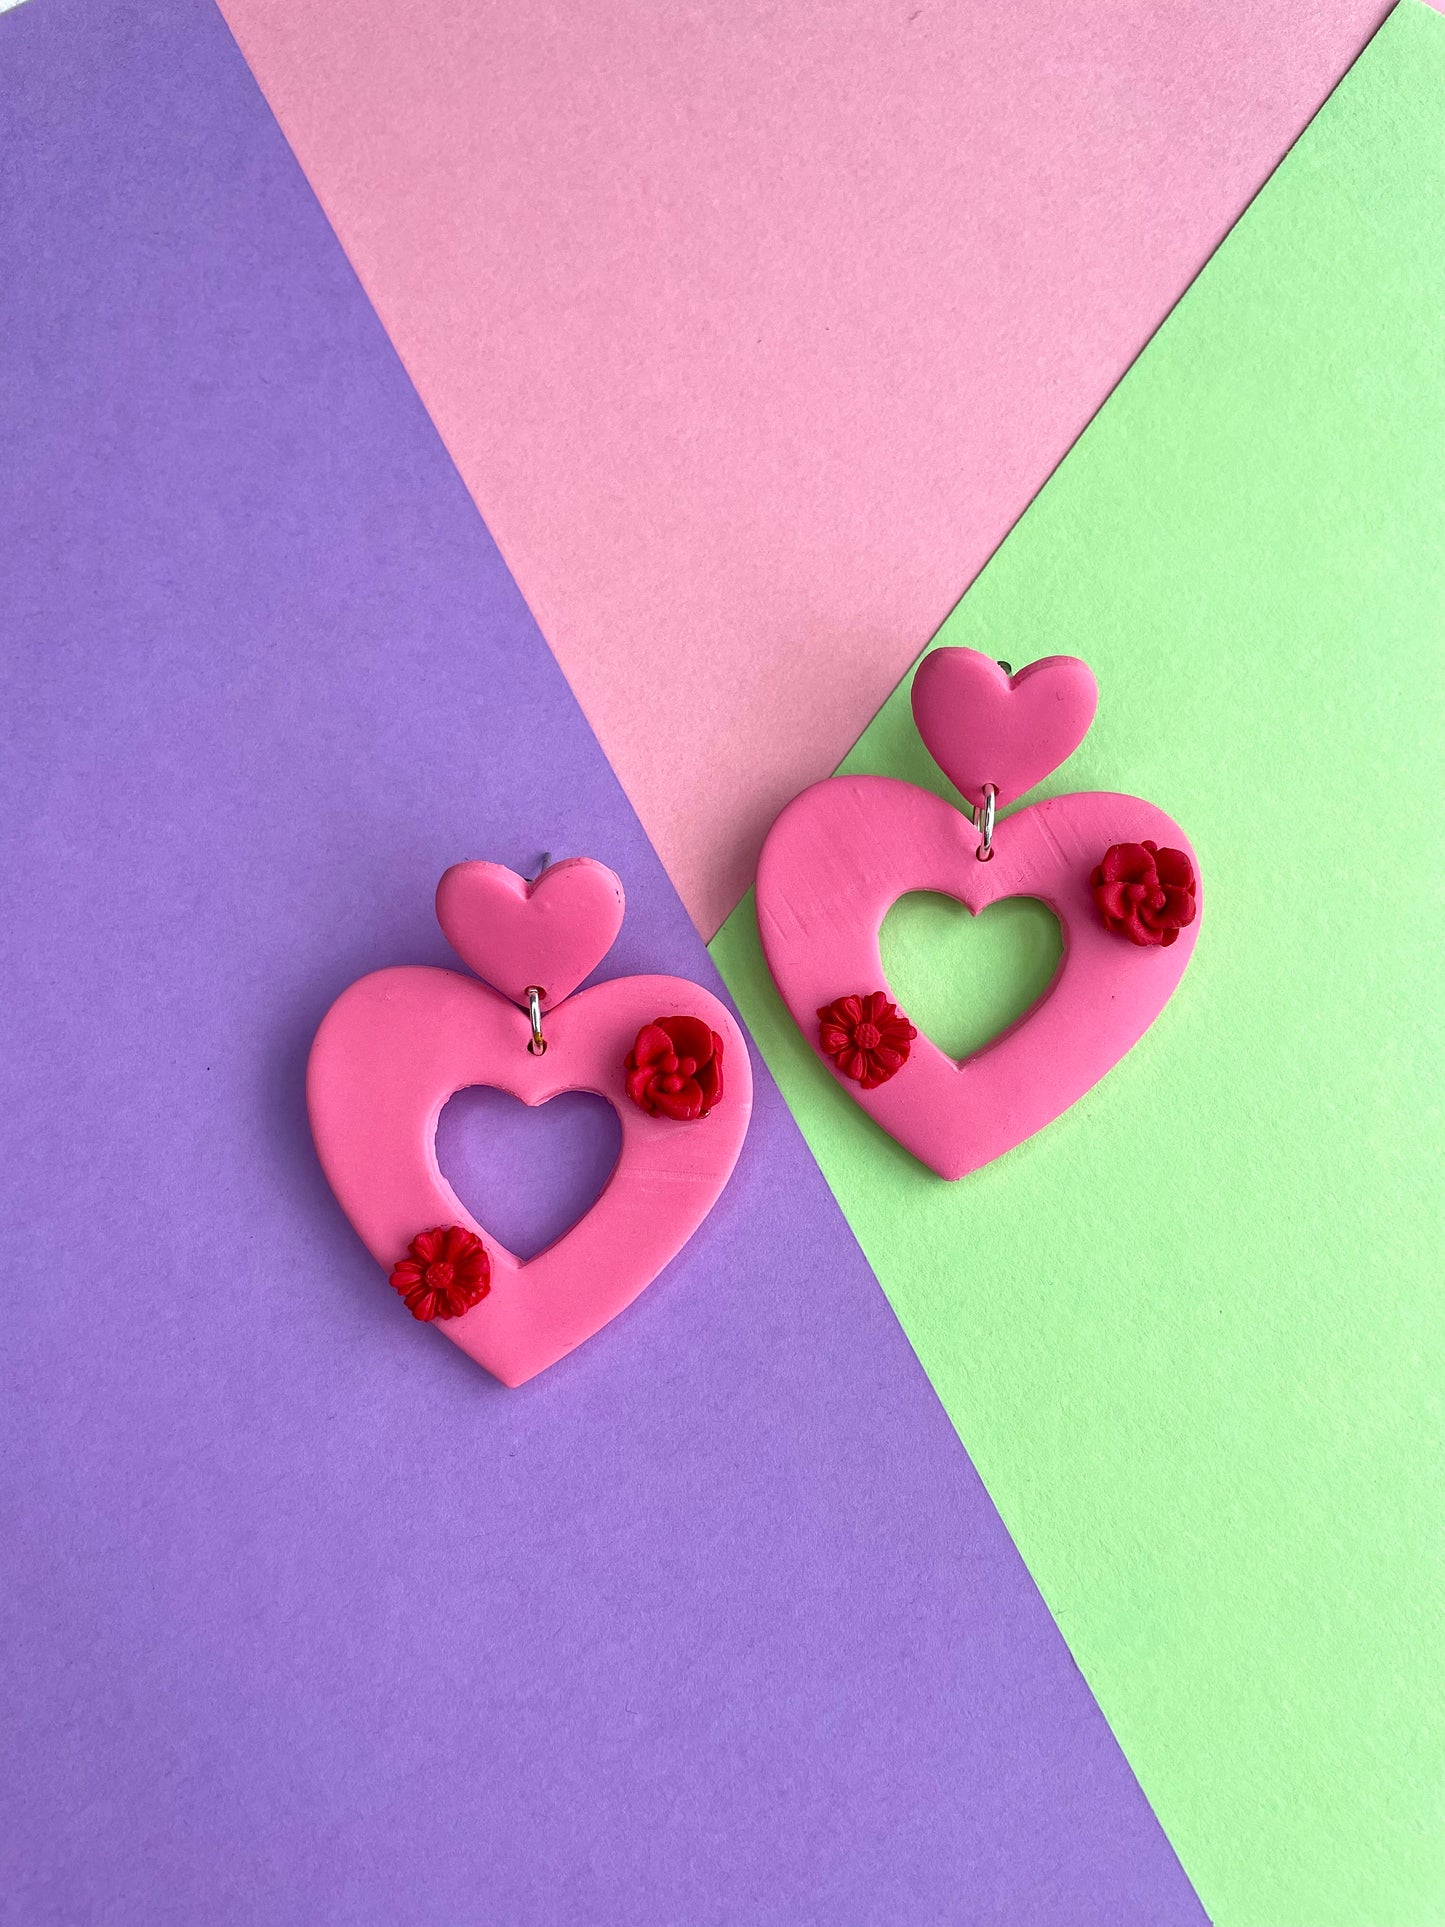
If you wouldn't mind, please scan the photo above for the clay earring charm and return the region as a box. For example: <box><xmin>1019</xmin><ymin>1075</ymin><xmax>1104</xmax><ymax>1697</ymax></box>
<box><xmin>307</xmin><ymin>856</ymin><xmax>752</xmax><ymax>1386</ymax></box>
<box><xmin>755</xmin><ymin>648</ymin><xmax>1199</xmax><ymax>1179</ymax></box>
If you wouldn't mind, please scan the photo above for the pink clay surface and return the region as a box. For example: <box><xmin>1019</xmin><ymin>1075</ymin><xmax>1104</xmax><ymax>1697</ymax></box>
<box><xmin>308</xmin><ymin>968</ymin><xmax>752</xmax><ymax>1385</ymax></box>
<box><xmin>756</xmin><ymin>776</ymin><xmax>1198</xmax><ymax>1179</ymax></box>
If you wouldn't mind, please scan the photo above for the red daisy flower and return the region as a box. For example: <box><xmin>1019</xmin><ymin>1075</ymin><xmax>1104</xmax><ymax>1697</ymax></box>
<box><xmin>389</xmin><ymin>1225</ymin><xmax>491</xmax><ymax>1322</ymax></box>
<box><xmin>625</xmin><ymin>1014</ymin><xmax>725</xmax><ymax>1121</ymax></box>
<box><xmin>817</xmin><ymin>992</ymin><xmax>917</xmax><ymax>1090</ymax></box>
<box><xmin>1091</xmin><ymin>840</ymin><xmax>1197</xmax><ymax>948</ymax></box>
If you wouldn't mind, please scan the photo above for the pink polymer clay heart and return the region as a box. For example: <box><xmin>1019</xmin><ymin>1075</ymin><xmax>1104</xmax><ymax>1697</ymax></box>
<box><xmin>308</xmin><ymin>968</ymin><xmax>752</xmax><ymax>1385</ymax></box>
<box><xmin>911</xmin><ymin>646</ymin><xmax>1098</xmax><ymax>809</ymax></box>
<box><xmin>436</xmin><ymin>857</ymin><xmax>625</xmax><ymax>1010</ymax></box>
<box><xmin>756</xmin><ymin>775</ymin><xmax>1198</xmax><ymax>1179</ymax></box>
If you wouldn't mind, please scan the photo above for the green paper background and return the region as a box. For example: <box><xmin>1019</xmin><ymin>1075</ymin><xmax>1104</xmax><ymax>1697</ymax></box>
<box><xmin>713</xmin><ymin>6</ymin><xmax>1445</xmax><ymax>1921</ymax></box>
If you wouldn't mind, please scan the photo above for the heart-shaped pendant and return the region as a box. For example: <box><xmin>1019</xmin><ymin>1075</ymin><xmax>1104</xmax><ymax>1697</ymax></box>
<box><xmin>308</xmin><ymin>863</ymin><xmax>751</xmax><ymax>1384</ymax></box>
<box><xmin>758</xmin><ymin>777</ymin><xmax>1196</xmax><ymax>1178</ymax></box>
<box><xmin>755</xmin><ymin>648</ymin><xmax>1199</xmax><ymax>1178</ymax></box>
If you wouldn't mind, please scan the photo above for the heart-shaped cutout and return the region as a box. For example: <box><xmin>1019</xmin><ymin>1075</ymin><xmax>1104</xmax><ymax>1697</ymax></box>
<box><xmin>436</xmin><ymin>857</ymin><xmax>625</xmax><ymax>1010</ymax></box>
<box><xmin>434</xmin><ymin>1086</ymin><xmax>621</xmax><ymax>1261</ymax></box>
<box><xmin>756</xmin><ymin>774</ymin><xmax>1198</xmax><ymax>1179</ymax></box>
<box><xmin>879</xmin><ymin>891</ymin><xmax>1061</xmax><ymax>1063</ymax></box>
<box><xmin>911</xmin><ymin>646</ymin><xmax>1098</xmax><ymax>809</ymax></box>
<box><xmin>308</xmin><ymin>968</ymin><xmax>752</xmax><ymax>1384</ymax></box>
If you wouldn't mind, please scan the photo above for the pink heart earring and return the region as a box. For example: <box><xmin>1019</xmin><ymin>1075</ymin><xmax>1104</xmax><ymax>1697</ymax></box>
<box><xmin>308</xmin><ymin>856</ymin><xmax>752</xmax><ymax>1386</ymax></box>
<box><xmin>755</xmin><ymin>648</ymin><xmax>1200</xmax><ymax>1180</ymax></box>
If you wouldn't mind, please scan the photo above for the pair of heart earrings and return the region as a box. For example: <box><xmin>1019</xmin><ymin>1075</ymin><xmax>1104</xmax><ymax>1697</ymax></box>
<box><xmin>308</xmin><ymin>647</ymin><xmax>1199</xmax><ymax>1384</ymax></box>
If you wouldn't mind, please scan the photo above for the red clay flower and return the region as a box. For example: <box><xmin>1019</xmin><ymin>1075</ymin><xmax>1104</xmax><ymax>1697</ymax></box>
<box><xmin>625</xmin><ymin>1015</ymin><xmax>725</xmax><ymax>1120</ymax></box>
<box><xmin>817</xmin><ymin>992</ymin><xmax>917</xmax><ymax>1089</ymax></box>
<box><xmin>389</xmin><ymin>1225</ymin><xmax>491</xmax><ymax>1322</ymax></box>
<box><xmin>1091</xmin><ymin>840</ymin><xmax>1197</xmax><ymax>947</ymax></box>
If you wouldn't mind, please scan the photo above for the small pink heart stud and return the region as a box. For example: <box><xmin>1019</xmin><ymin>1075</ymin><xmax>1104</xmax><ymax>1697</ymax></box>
<box><xmin>436</xmin><ymin>857</ymin><xmax>625</xmax><ymax>1010</ymax></box>
<box><xmin>911</xmin><ymin>647</ymin><xmax>1098</xmax><ymax>809</ymax></box>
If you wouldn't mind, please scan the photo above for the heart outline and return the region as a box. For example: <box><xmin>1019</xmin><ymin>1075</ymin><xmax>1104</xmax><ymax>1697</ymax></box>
<box><xmin>756</xmin><ymin>775</ymin><xmax>1198</xmax><ymax>1179</ymax></box>
<box><xmin>308</xmin><ymin>969</ymin><xmax>752</xmax><ymax>1384</ymax></box>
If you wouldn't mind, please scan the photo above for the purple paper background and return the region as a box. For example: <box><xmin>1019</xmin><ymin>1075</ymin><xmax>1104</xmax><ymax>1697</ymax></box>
<box><xmin>0</xmin><ymin>3</ymin><xmax>1204</xmax><ymax>1921</ymax></box>
<box><xmin>435</xmin><ymin>1089</ymin><xmax>623</xmax><ymax>1261</ymax></box>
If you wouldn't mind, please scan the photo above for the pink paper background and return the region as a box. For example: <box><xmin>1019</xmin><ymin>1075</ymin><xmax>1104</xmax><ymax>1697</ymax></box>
<box><xmin>220</xmin><ymin>0</ymin><xmax>1394</xmax><ymax>933</ymax></box>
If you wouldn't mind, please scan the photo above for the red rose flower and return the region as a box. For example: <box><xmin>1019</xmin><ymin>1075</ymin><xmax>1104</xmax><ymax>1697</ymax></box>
<box><xmin>817</xmin><ymin>992</ymin><xmax>917</xmax><ymax>1089</ymax></box>
<box><xmin>625</xmin><ymin>1015</ymin><xmax>725</xmax><ymax>1120</ymax></box>
<box><xmin>1091</xmin><ymin>840</ymin><xmax>1197</xmax><ymax>947</ymax></box>
<box><xmin>389</xmin><ymin>1225</ymin><xmax>491</xmax><ymax>1322</ymax></box>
